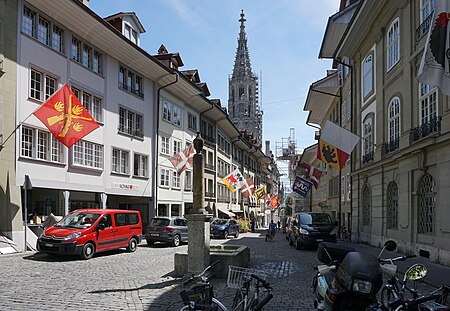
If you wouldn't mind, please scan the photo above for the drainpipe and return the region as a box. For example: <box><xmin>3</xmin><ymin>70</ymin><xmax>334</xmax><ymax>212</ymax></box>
<box><xmin>153</xmin><ymin>73</ymin><xmax>179</xmax><ymax>218</ymax></box>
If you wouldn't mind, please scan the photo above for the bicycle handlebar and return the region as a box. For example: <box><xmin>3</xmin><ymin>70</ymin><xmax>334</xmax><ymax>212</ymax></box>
<box><xmin>250</xmin><ymin>274</ymin><xmax>271</xmax><ymax>289</ymax></box>
<box><xmin>380</xmin><ymin>254</ymin><xmax>416</xmax><ymax>263</ymax></box>
<box><xmin>182</xmin><ymin>260</ymin><xmax>220</xmax><ymax>286</ymax></box>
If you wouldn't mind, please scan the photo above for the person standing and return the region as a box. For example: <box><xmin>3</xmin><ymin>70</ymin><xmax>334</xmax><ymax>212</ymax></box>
<box><xmin>268</xmin><ymin>220</ymin><xmax>277</xmax><ymax>241</ymax></box>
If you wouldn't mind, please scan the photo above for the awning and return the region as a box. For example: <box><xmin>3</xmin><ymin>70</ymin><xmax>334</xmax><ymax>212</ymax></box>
<box><xmin>319</xmin><ymin>2</ymin><xmax>359</xmax><ymax>59</ymax></box>
<box><xmin>218</xmin><ymin>208</ymin><xmax>236</xmax><ymax>218</ymax></box>
<box><xmin>299</xmin><ymin>143</ymin><xmax>318</xmax><ymax>163</ymax></box>
<box><xmin>303</xmin><ymin>71</ymin><xmax>339</xmax><ymax>127</ymax></box>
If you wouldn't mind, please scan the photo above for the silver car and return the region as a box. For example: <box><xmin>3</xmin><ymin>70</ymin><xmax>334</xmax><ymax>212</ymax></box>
<box><xmin>144</xmin><ymin>216</ymin><xmax>188</xmax><ymax>247</ymax></box>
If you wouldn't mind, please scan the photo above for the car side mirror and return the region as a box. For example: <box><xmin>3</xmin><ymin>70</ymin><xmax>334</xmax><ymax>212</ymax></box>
<box><xmin>98</xmin><ymin>223</ymin><xmax>106</xmax><ymax>230</ymax></box>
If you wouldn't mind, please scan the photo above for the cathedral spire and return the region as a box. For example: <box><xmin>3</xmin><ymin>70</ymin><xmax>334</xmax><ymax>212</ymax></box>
<box><xmin>233</xmin><ymin>10</ymin><xmax>252</xmax><ymax>79</ymax></box>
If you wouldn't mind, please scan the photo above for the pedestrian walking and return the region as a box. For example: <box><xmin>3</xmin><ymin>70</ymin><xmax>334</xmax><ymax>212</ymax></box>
<box><xmin>277</xmin><ymin>220</ymin><xmax>280</xmax><ymax>230</ymax></box>
<box><xmin>266</xmin><ymin>220</ymin><xmax>277</xmax><ymax>242</ymax></box>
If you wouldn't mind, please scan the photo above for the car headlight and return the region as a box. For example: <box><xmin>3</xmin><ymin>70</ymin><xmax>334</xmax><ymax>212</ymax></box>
<box><xmin>299</xmin><ymin>228</ymin><xmax>309</xmax><ymax>235</ymax></box>
<box><xmin>329</xmin><ymin>228</ymin><xmax>337</xmax><ymax>235</ymax></box>
<box><xmin>352</xmin><ymin>279</ymin><xmax>372</xmax><ymax>294</ymax></box>
<box><xmin>63</xmin><ymin>232</ymin><xmax>82</xmax><ymax>241</ymax></box>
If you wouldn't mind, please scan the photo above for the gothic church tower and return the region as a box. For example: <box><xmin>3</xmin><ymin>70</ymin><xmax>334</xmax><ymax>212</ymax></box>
<box><xmin>228</xmin><ymin>10</ymin><xmax>262</xmax><ymax>143</ymax></box>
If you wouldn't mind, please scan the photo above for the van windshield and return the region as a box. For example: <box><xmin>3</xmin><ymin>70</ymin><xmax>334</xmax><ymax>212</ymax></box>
<box><xmin>300</xmin><ymin>213</ymin><xmax>332</xmax><ymax>225</ymax></box>
<box><xmin>55</xmin><ymin>212</ymin><xmax>101</xmax><ymax>229</ymax></box>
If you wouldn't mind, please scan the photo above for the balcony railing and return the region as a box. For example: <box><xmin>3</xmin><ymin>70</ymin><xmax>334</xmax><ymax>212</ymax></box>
<box><xmin>416</xmin><ymin>11</ymin><xmax>434</xmax><ymax>41</ymax></box>
<box><xmin>205</xmin><ymin>192</ymin><xmax>215</xmax><ymax>198</ymax></box>
<box><xmin>385</xmin><ymin>138</ymin><xmax>400</xmax><ymax>155</ymax></box>
<box><xmin>412</xmin><ymin>116</ymin><xmax>441</xmax><ymax>142</ymax></box>
<box><xmin>205</xmin><ymin>163</ymin><xmax>215</xmax><ymax>171</ymax></box>
<box><xmin>362</xmin><ymin>151</ymin><xmax>374</xmax><ymax>164</ymax></box>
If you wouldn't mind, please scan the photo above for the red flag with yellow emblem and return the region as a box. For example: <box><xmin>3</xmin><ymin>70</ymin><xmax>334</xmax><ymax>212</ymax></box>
<box><xmin>33</xmin><ymin>84</ymin><xmax>99</xmax><ymax>148</ymax></box>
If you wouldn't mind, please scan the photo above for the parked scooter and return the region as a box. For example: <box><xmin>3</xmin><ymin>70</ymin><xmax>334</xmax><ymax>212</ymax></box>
<box><xmin>312</xmin><ymin>240</ymin><xmax>398</xmax><ymax>311</ymax></box>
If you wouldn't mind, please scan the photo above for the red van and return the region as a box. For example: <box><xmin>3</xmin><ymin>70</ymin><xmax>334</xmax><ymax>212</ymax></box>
<box><xmin>37</xmin><ymin>209</ymin><xmax>142</xmax><ymax>260</ymax></box>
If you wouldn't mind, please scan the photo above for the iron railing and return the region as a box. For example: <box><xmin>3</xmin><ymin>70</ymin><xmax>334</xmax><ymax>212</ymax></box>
<box><xmin>385</xmin><ymin>138</ymin><xmax>400</xmax><ymax>155</ymax></box>
<box><xmin>412</xmin><ymin>116</ymin><xmax>441</xmax><ymax>142</ymax></box>
<box><xmin>362</xmin><ymin>151</ymin><xmax>374</xmax><ymax>164</ymax></box>
<box><xmin>416</xmin><ymin>11</ymin><xmax>434</xmax><ymax>41</ymax></box>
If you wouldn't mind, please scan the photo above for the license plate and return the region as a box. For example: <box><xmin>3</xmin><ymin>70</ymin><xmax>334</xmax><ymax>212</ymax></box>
<box><xmin>150</xmin><ymin>233</ymin><xmax>159</xmax><ymax>237</ymax></box>
<box><xmin>316</xmin><ymin>239</ymin><xmax>323</xmax><ymax>242</ymax></box>
<box><xmin>45</xmin><ymin>243</ymin><xmax>53</xmax><ymax>247</ymax></box>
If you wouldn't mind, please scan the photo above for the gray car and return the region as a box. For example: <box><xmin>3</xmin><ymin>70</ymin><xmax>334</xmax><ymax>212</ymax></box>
<box><xmin>145</xmin><ymin>216</ymin><xmax>188</xmax><ymax>247</ymax></box>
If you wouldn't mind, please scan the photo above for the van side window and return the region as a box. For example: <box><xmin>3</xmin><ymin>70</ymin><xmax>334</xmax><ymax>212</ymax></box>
<box><xmin>100</xmin><ymin>215</ymin><xmax>112</xmax><ymax>228</ymax></box>
<box><xmin>114</xmin><ymin>213</ymin><xmax>139</xmax><ymax>226</ymax></box>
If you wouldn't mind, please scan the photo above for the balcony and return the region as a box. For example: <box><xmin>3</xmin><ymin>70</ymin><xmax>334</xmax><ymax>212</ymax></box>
<box><xmin>362</xmin><ymin>151</ymin><xmax>374</xmax><ymax>164</ymax></box>
<box><xmin>385</xmin><ymin>138</ymin><xmax>400</xmax><ymax>155</ymax></box>
<box><xmin>412</xmin><ymin>116</ymin><xmax>441</xmax><ymax>142</ymax></box>
<box><xmin>416</xmin><ymin>12</ymin><xmax>433</xmax><ymax>41</ymax></box>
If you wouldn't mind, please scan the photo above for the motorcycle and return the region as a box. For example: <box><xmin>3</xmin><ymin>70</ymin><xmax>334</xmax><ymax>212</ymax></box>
<box><xmin>312</xmin><ymin>240</ymin><xmax>398</xmax><ymax>311</ymax></box>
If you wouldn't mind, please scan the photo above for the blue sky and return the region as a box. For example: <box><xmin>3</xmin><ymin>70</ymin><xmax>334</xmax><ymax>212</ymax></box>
<box><xmin>91</xmin><ymin>0</ymin><xmax>338</xmax><ymax>187</ymax></box>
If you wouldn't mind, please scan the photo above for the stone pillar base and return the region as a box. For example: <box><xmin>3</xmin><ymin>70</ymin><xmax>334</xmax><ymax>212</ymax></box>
<box><xmin>186</xmin><ymin>213</ymin><xmax>213</xmax><ymax>274</ymax></box>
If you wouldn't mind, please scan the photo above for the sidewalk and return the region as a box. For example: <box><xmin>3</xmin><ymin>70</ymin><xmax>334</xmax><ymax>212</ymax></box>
<box><xmin>339</xmin><ymin>240</ymin><xmax>450</xmax><ymax>288</ymax></box>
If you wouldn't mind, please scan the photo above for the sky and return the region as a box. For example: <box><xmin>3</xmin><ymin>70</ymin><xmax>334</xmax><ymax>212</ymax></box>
<box><xmin>90</xmin><ymin>0</ymin><xmax>338</xmax><ymax>189</ymax></box>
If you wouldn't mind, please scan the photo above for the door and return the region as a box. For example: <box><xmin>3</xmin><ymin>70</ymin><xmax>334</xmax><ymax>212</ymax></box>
<box><xmin>114</xmin><ymin>213</ymin><xmax>132</xmax><ymax>248</ymax></box>
<box><xmin>96</xmin><ymin>214</ymin><xmax>116</xmax><ymax>251</ymax></box>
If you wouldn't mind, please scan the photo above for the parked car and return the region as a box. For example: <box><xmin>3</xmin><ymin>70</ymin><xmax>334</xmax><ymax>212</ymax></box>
<box><xmin>210</xmin><ymin>218</ymin><xmax>239</xmax><ymax>239</ymax></box>
<box><xmin>36</xmin><ymin>209</ymin><xmax>142</xmax><ymax>260</ymax></box>
<box><xmin>289</xmin><ymin>212</ymin><xmax>337</xmax><ymax>249</ymax></box>
<box><xmin>145</xmin><ymin>216</ymin><xmax>188</xmax><ymax>247</ymax></box>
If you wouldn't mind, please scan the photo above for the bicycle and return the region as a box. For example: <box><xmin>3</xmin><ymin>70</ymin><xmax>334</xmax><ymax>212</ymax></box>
<box><xmin>178</xmin><ymin>262</ymin><xmax>273</xmax><ymax>311</ymax></box>
<box><xmin>379</xmin><ymin>255</ymin><xmax>449</xmax><ymax>310</ymax></box>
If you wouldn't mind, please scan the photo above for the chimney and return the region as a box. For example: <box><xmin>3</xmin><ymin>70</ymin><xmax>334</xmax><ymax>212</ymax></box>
<box><xmin>265</xmin><ymin>140</ymin><xmax>270</xmax><ymax>155</ymax></box>
<box><xmin>79</xmin><ymin>0</ymin><xmax>90</xmax><ymax>7</ymax></box>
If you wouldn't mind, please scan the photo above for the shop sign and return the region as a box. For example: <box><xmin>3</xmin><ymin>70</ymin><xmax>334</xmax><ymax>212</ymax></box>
<box><xmin>112</xmin><ymin>182</ymin><xmax>140</xmax><ymax>191</ymax></box>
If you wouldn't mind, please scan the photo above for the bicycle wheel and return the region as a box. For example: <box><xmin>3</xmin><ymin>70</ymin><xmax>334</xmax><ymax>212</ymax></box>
<box><xmin>211</xmin><ymin>297</ymin><xmax>228</xmax><ymax>311</ymax></box>
<box><xmin>231</xmin><ymin>290</ymin><xmax>245</xmax><ymax>311</ymax></box>
<box><xmin>380</xmin><ymin>286</ymin><xmax>396</xmax><ymax>308</ymax></box>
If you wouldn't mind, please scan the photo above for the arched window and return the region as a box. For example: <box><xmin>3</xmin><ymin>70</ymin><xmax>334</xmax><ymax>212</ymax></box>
<box><xmin>362</xmin><ymin>184</ymin><xmax>371</xmax><ymax>226</ymax></box>
<box><xmin>388</xmin><ymin>97</ymin><xmax>400</xmax><ymax>143</ymax></box>
<box><xmin>363</xmin><ymin>53</ymin><xmax>374</xmax><ymax>98</ymax></box>
<box><xmin>419</xmin><ymin>82</ymin><xmax>437</xmax><ymax>125</ymax></box>
<box><xmin>387</xmin><ymin>18</ymin><xmax>400</xmax><ymax>70</ymax></box>
<box><xmin>387</xmin><ymin>181</ymin><xmax>398</xmax><ymax>229</ymax></box>
<box><xmin>418</xmin><ymin>173</ymin><xmax>435</xmax><ymax>235</ymax></box>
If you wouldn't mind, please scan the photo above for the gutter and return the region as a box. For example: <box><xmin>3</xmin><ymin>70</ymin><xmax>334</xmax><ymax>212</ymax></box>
<box><xmin>152</xmin><ymin>73</ymin><xmax>179</xmax><ymax>217</ymax></box>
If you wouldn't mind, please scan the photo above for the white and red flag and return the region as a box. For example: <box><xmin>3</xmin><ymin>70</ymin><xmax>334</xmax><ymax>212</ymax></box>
<box><xmin>317</xmin><ymin>121</ymin><xmax>359</xmax><ymax>171</ymax></box>
<box><xmin>300</xmin><ymin>162</ymin><xmax>323</xmax><ymax>189</ymax></box>
<box><xmin>418</xmin><ymin>0</ymin><xmax>450</xmax><ymax>95</ymax></box>
<box><xmin>169</xmin><ymin>145</ymin><xmax>195</xmax><ymax>174</ymax></box>
<box><xmin>240</xmin><ymin>178</ymin><xmax>255</xmax><ymax>198</ymax></box>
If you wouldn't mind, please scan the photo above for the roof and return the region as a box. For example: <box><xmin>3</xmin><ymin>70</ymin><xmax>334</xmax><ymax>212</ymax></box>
<box><xmin>104</xmin><ymin>11</ymin><xmax>146</xmax><ymax>33</ymax></box>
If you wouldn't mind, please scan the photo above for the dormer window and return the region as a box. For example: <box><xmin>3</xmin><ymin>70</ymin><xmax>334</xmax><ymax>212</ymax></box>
<box><xmin>124</xmin><ymin>24</ymin><xmax>137</xmax><ymax>44</ymax></box>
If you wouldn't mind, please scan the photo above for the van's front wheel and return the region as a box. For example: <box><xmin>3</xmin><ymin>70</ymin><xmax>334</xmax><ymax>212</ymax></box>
<box><xmin>80</xmin><ymin>242</ymin><xmax>95</xmax><ymax>260</ymax></box>
<box><xmin>127</xmin><ymin>237</ymin><xmax>138</xmax><ymax>252</ymax></box>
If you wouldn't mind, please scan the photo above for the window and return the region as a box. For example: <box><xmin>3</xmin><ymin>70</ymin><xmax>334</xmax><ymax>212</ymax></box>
<box><xmin>73</xmin><ymin>140</ymin><xmax>103</xmax><ymax>169</ymax></box>
<box><xmin>387</xmin><ymin>18</ymin><xmax>400</xmax><ymax>71</ymax></box>
<box><xmin>418</xmin><ymin>173</ymin><xmax>435</xmax><ymax>235</ymax></box>
<box><xmin>188</xmin><ymin>113</ymin><xmax>197</xmax><ymax>131</ymax></box>
<box><xmin>185</xmin><ymin>171</ymin><xmax>192</xmax><ymax>191</ymax></box>
<box><xmin>162</xmin><ymin>99</ymin><xmax>182</xmax><ymax>126</ymax></box>
<box><xmin>362</xmin><ymin>184</ymin><xmax>371</xmax><ymax>226</ymax></box>
<box><xmin>420</xmin><ymin>0</ymin><xmax>437</xmax><ymax>23</ymax></box>
<box><xmin>387</xmin><ymin>182</ymin><xmax>398</xmax><ymax>230</ymax></box>
<box><xmin>133</xmin><ymin>153</ymin><xmax>148</xmax><ymax>178</ymax></box>
<box><xmin>30</xmin><ymin>68</ymin><xmax>57</xmax><ymax>101</ymax></box>
<box><xmin>21</xmin><ymin>126</ymin><xmax>64</xmax><ymax>162</ymax></box>
<box><xmin>363</xmin><ymin>115</ymin><xmax>374</xmax><ymax>158</ymax></box>
<box><xmin>172</xmin><ymin>171</ymin><xmax>181</xmax><ymax>189</ymax></box>
<box><xmin>419</xmin><ymin>83</ymin><xmax>437</xmax><ymax>125</ymax></box>
<box><xmin>388</xmin><ymin>97</ymin><xmax>400</xmax><ymax>143</ymax></box>
<box><xmin>124</xmin><ymin>24</ymin><xmax>138</xmax><ymax>44</ymax></box>
<box><xmin>71</xmin><ymin>36</ymin><xmax>102</xmax><ymax>74</ymax></box>
<box><xmin>112</xmin><ymin>148</ymin><xmax>129</xmax><ymax>174</ymax></box>
<box><xmin>160</xmin><ymin>168</ymin><xmax>170</xmax><ymax>187</ymax></box>
<box><xmin>362</xmin><ymin>52</ymin><xmax>374</xmax><ymax>99</ymax></box>
<box><xmin>173</xmin><ymin>139</ymin><xmax>181</xmax><ymax>156</ymax></box>
<box><xmin>72</xmin><ymin>87</ymin><xmax>103</xmax><ymax>123</ymax></box>
<box><xmin>22</xmin><ymin>7</ymin><xmax>64</xmax><ymax>53</ymax></box>
<box><xmin>118</xmin><ymin>65</ymin><xmax>143</xmax><ymax>98</ymax></box>
<box><xmin>161</xmin><ymin>136</ymin><xmax>170</xmax><ymax>155</ymax></box>
<box><xmin>118</xmin><ymin>107</ymin><xmax>143</xmax><ymax>138</ymax></box>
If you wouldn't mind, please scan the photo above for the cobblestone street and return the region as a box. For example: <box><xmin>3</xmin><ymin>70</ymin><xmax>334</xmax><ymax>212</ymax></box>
<box><xmin>0</xmin><ymin>230</ymin><xmax>439</xmax><ymax>311</ymax></box>
<box><xmin>0</xmin><ymin>230</ymin><xmax>319</xmax><ymax>311</ymax></box>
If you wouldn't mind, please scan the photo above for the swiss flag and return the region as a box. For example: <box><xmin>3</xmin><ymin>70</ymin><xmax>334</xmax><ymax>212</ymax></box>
<box><xmin>169</xmin><ymin>145</ymin><xmax>195</xmax><ymax>174</ymax></box>
<box><xmin>33</xmin><ymin>84</ymin><xmax>99</xmax><ymax>148</ymax></box>
<box><xmin>240</xmin><ymin>178</ymin><xmax>254</xmax><ymax>198</ymax></box>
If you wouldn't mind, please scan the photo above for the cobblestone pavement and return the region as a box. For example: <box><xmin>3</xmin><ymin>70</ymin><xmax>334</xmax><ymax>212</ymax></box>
<box><xmin>0</xmin><ymin>230</ymin><xmax>438</xmax><ymax>311</ymax></box>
